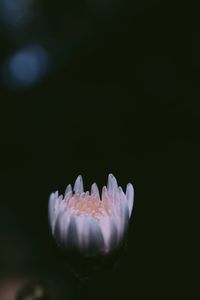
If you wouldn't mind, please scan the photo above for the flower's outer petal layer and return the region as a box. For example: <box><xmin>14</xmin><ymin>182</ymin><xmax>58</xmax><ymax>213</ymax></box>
<box><xmin>64</xmin><ymin>215</ymin><xmax>79</xmax><ymax>250</ymax></box>
<box><xmin>99</xmin><ymin>216</ymin><xmax>118</xmax><ymax>253</ymax></box>
<box><xmin>119</xmin><ymin>187</ymin><xmax>130</xmax><ymax>238</ymax></box>
<box><xmin>81</xmin><ymin>218</ymin><xmax>105</xmax><ymax>256</ymax></box>
<box><xmin>48</xmin><ymin>192</ymin><xmax>57</xmax><ymax>225</ymax></box>
<box><xmin>126</xmin><ymin>183</ymin><xmax>134</xmax><ymax>217</ymax></box>
<box><xmin>48</xmin><ymin>191</ymin><xmax>60</xmax><ymax>231</ymax></box>
<box><xmin>54</xmin><ymin>211</ymin><xmax>70</xmax><ymax>246</ymax></box>
<box><xmin>107</xmin><ymin>220</ymin><xmax>119</xmax><ymax>251</ymax></box>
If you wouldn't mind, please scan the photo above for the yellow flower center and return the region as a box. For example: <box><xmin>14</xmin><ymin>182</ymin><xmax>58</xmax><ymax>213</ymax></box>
<box><xmin>67</xmin><ymin>194</ymin><xmax>110</xmax><ymax>219</ymax></box>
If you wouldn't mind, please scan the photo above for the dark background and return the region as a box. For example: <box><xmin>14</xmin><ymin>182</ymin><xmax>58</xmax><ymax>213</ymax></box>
<box><xmin>0</xmin><ymin>0</ymin><xmax>199</xmax><ymax>299</ymax></box>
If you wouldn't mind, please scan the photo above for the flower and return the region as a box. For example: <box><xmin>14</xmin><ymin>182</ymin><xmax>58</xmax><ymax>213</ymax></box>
<box><xmin>48</xmin><ymin>174</ymin><xmax>134</xmax><ymax>256</ymax></box>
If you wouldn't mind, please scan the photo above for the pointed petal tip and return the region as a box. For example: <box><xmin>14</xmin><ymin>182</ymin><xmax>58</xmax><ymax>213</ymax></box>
<box><xmin>118</xmin><ymin>186</ymin><xmax>125</xmax><ymax>194</ymax></box>
<box><xmin>126</xmin><ymin>183</ymin><xmax>134</xmax><ymax>197</ymax></box>
<box><xmin>108</xmin><ymin>173</ymin><xmax>116</xmax><ymax>181</ymax></box>
<box><xmin>102</xmin><ymin>185</ymin><xmax>107</xmax><ymax>193</ymax></box>
<box><xmin>107</xmin><ymin>173</ymin><xmax>118</xmax><ymax>192</ymax></box>
<box><xmin>91</xmin><ymin>183</ymin><xmax>100</xmax><ymax>197</ymax></box>
<box><xmin>101</xmin><ymin>185</ymin><xmax>108</xmax><ymax>199</ymax></box>
<box><xmin>48</xmin><ymin>191</ymin><xmax>61</xmax><ymax>232</ymax></box>
<box><xmin>49</xmin><ymin>190</ymin><xmax>58</xmax><ymax>201</ymax></box>
<box><xmin>126</xmin><ymin>183</ymin><xmax>134</xmax><ymax>217</ymax></box>
<box><xmin>76</xmin><ymin>175</ymin><xmax>83</xmax><ymax>185</ymax></box>
<box><xmin>74</xmin><ymin>174</ymin><xmax>84</xmax><ymax>193</ymax></box>
<box><xmin>108</xmin><ymin>173</ymin><xmax>114</xmax><ymax>178</ymax></box>
<box><xmin>127</xmin><ymin>182</ymin><xmax>134</xmax><ymax>189</ymax></box>
<box><xmin>65</xmin><ymin>184</ymin><xmax>72</xmax><ymax>196</ymax></box>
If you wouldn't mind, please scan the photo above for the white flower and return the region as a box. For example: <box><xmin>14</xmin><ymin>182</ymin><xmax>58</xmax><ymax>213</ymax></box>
<box><xmin>48</xmin><ymin>174</ymin><xmax>134</xmax><ymax>256</ymax></box>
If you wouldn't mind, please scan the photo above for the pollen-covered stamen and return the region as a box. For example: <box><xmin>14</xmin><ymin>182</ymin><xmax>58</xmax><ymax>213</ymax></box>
<box><xmin>67</xmin><ymin>193</ymin><xmax>111</xmax><ymax>219</ymax></box>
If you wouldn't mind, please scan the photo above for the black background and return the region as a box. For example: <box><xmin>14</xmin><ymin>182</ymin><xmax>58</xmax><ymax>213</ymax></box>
<box><xmin>0</xmin><ymin>1</ymin><xmax>199</xmax><ymax>299</ymax></box>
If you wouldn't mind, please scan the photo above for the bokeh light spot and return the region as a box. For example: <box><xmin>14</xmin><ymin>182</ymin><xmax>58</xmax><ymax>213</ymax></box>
<box><xmin>3</xmin><ymin>45</ymin><xmax>49</xmax><ymax>89</ymax></box>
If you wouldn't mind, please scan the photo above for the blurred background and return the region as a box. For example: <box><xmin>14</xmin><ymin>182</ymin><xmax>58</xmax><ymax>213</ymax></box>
<box><xmin>0</xmin><ymin>0</ymin><xmax>199</xmax><ymax>299</ymax></box>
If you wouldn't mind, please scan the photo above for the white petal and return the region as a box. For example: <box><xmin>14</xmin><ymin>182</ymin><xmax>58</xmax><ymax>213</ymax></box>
<box><xmin>126</xmin><ymin>183</ymin><xmax>134</xmax><ymax>217</ymax></box>
<box><xmin>81</xmin><ymin>217</ymin><xmax>105</xmax><ymax>255</ymax></box>
<box><xmin>91</xmin><ymin>183</ymin><xmax>100</xmax><ymax>198</ymax></box>
<box><xmin>54</xmin><ymin>210</ymin><xmax>70</xmax><ymax>245</ymax></box>
<box><xmin>119</xmin><ymin>187</ymin><xmax>130</xmax><ymax>237</ymax></box>
<box><xmin>48</xmin><ymin>191</ymin><xmax>59</xmax><ymax>229</ymax></box>
<box><xmin>107</xmin><ymin>173</ymin><xmax>118</xmax><ymax>193</ymax></box>
<box><xmin>75</xmin><ymin>214</ymin><xmax>86</xmax><ymax>241</ymax></box>
<box><xmin>57</xmin><ymin>196</ymin><xmax>66</xmax><ymax>213</ymax></box>
<box><xmin>102</xmin><ymin>186</ymin><xmax>109</xmax><ymax>202</ymax></box>
<box><xmin>64</xmin><ymin>215</ymin><xmax>80</xmax><ymax>250</ymax></box>
<box><xmin>64</xmin><ymin>184</ymin><xmax>72</xmax><ymax>196</ymax></box>
<box><xmin>99</xmin><ymin>215</ymin><xmax>118</xmax><ymax>253</ymax></box>
<box><xmin>64</xmin><ymin>184</ymin><xmax>73</xmax><ymax>204</ymax></box>
<box><xmin>85</xmin><ymin>191</ymin><xmax>89</xmax><ymax>198</ymax></box>
<box><xmin>74</xmin><ymin>175</ymin><xmax>84</xmax><ymax>193</ymax></box>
